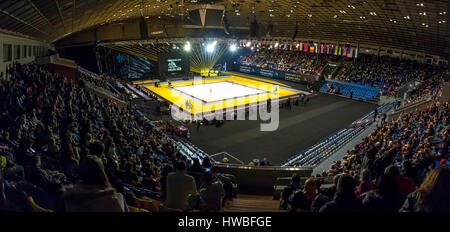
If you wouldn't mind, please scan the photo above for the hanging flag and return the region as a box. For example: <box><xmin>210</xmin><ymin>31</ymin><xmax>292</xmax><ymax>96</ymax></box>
<box><xmin>314</xmin><ymin>43</ymin><xmax>318</xmax><ymax>53</ymax></box>
<box><xmin>348</xmin><ymin>47</ymin><xmax>354</xmax><ymax>58</ymax></box>
<box><xmin>354</xmin><ymin>47</ymin><xmax>359</xmax><ymax>58</ymax></box>
<box><xmin>343</xmin><ymin>46</ymin><xmax>347</xmax><ymax>56</ymax></box>
<box><xmin>309</xmin><ymin>46</ymin><xmax>315</xmax><ymax>53</ymax></box>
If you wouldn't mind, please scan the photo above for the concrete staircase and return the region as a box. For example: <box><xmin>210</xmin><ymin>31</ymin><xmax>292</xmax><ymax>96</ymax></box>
<box><xmin>223</xmin><ymin>194</ymin><xmax>284</xmax><ymax>212</ymax></box>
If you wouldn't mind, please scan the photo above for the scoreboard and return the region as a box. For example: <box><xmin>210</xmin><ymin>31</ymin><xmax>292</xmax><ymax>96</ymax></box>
<box><xmin>158</xmin><ymin>52</ymin><xmax>190</xmax><ymax>77</ymax></box>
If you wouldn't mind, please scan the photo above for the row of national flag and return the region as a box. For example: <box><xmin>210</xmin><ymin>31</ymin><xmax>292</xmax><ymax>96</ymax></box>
<box><xmin>240</xmin><ymin>41</ymin><xmax>359</xmax><ymax>58</ymax></box>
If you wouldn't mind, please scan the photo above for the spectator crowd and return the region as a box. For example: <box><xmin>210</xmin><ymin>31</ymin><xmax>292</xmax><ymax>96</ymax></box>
<box><xmin>335</xmin><ymin>54</ymin><xmax>449</xmax><ymax>96</ymax></box>
<box><xmin>239</xmin><ymin>49</ymin><xmax>449</xmax><ymax>100</ymax></box>
<box><xmin>0</xmin><ymin>62</ymin><xmax>230</xmax><ymax>212</ymax></box>
<box><xmin>1</xmin><ymin>56</ymin><xmax>448</xmax><ymax>212</ymax></box>
<box><xmin>282</xmin><ymin>101</ymin><xmax>449</xmax><ymax>212</ymax></box>
<box><xmin>238</xmin><ymin>49</ymin><xmax>336</xmax><ymax>76</ymax></box>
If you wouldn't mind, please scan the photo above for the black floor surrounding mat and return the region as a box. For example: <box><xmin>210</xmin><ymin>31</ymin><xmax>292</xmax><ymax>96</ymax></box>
<box><xmin>179</xmin><ymin>93</ymin><xmax>377</xmax><ymax>165</ymax></box>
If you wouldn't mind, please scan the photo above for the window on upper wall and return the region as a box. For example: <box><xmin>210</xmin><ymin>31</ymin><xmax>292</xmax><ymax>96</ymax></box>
<box><xmin>22</xmin><ymin>45</ymin><xmax>27</xmax><ymax>58</ymax></box>
<box><xmin>33</xmin><ymin>46</ymin><xmax>37</xmax><ymax>56</ymax></box>
<box><xmin>14</xmin><ymin>45</ymin><xmax>20</xmax><ymax>60</ymax></box>
<box><xmin>28</xmin><ymin>45</ymin><xmax>32</xmax><ymax>57</ymax></box>
<box><xmin>3</xmin><ymin>44</ymin><xmax>12</xmax><ymax>62</ymax></box>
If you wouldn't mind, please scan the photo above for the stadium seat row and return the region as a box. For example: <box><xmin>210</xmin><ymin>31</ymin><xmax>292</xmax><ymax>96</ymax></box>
<box><xmin>281</xmin><ymin>102</ymin><xmax>394</xmax><ymax>167</ymax></box>
<box><xmin>320</xmin><ymin>80</ymin><xmax>381</xmax><ymax>101</ymax></box>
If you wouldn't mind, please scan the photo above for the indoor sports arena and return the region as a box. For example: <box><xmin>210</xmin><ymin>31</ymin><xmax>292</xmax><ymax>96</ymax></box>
<box><xmin>0</xmin><ymin>0</ymin><xmax>449</xmax><ymax>220</ymax></box>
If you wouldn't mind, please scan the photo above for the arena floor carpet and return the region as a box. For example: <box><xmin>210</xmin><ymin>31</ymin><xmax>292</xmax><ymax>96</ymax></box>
<box><xmin>182</xmin><ymin>93</ymin><xmax>377</xmax><ymax>165</ymax></box>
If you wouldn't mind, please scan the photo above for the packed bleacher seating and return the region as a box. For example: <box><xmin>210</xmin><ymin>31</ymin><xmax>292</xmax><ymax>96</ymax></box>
<box><xmin>1</xmin><ymin>59</ymin><xmax>448</xmax><ymax>213</ymax></box>
<box><xmin>81</xmin><ymin>73</ymin><xmax>137</xmax><ymax>101</ymax></box>
<box><xmin>280</xmin><ymin>101</ymin><xmax>449</xmax><ymax>212</ymax></box>
<box><xmin>239</xmin><ymin>48</ymin><xmax>449</xmax><ymax>100</ymax></box>
<box><xmin>281</xmin><ymin>103</ymin><xmax>394</xmax><ymax>167</ymax></box>
<box><xmin>320</xmin><ymin>101</ymin><xmax>448</xmax><ymax>178</ymax></box>
<box><xmin>401</xmin><ymin>70</ymin><xmax>449</xmax><ymax>106</ymax></box>
<box><xmin>280</xmin><ymin>65</ymin><xmax>450</xmax><ymax>211</ymax></box>
<box><xmin>238</xmin><ymin>49</ymin><xmax>336</xmax><ymax>76</ymax></box>
<box><xmin>334</xmin><ymin>54</ymin><xmax>449</xmax><ymax>95</ymax></box>
<box><xmin>0</xmin><ymin>62</ymin><xmax>231</xmax><ymax>212</ymax></box>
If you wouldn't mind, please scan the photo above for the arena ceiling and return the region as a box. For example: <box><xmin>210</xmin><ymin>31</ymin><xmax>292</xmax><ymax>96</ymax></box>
<box><xmin>0</xmin><ymin>0</ymin><xmax>449</xmax><ymax>57</ymax></box>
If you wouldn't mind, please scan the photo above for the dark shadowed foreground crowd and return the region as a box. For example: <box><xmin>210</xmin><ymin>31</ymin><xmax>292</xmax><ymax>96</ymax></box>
<box><xmin>0</xmin><ymin>62</ymin><xmax>231</xmax><ymax>212</ymax></box>
<box><xmin>281</xmin><ymin>101</ymin><xmax>449</xmax><ymax>212</ymax></box>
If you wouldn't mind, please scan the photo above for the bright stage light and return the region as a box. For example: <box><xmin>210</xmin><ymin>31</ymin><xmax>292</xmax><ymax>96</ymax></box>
<box><xmin>230</xmin><ymin>44</ymin><xmax>237</xmax><ymax>52</ymax></box>
<box><xmin>184</xmin><ymin>42</ymin><xmax>191</xmax><ymax>51</ymax></box>
<box><xmin>246</xmin><ymin>41</ymin><xmax>251</xmax><ymax>47</ymax></box>
<box><xmin>275</xmin><ymin>42</ymin><xmax>279</xmax><ymax>47</ymax></box>
<box><xmin>206</xmin><ymin>43</ymin><xmax>215</xmax><ymax>53</ymax></box>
